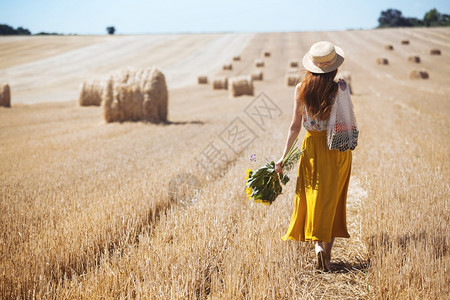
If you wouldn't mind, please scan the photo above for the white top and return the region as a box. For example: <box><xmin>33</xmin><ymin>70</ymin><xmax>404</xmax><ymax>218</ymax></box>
<box><xmin>303</xmin><ymin>109</ymin><xmax>328</xmax><ymax>132</ymax></box>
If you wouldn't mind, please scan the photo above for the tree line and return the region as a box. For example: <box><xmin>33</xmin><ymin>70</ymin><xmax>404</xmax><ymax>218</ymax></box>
<box><xmin>0</xmin><ymin>24</ymin><xmax>116</xmax><ymax>35</ymax></box>
<box><xmin>0</xmin><ymin>24</ymin><xmax>65</xmax><ymax>35</ymax></box>
<box><xmin>378</xmin><ymin>8</ymin><xmax>450</xmax><ymax>28</ymax></box>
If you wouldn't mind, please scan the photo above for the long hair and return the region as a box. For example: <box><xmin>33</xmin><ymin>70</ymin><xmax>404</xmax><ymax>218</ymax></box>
<box><xmin>297</xmin><ymin>69</ymin><xmax>338</xmax><ymax>121</ymax></box>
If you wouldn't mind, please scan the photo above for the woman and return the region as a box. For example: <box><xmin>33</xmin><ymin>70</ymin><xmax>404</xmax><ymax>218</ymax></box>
<box><xmin>275</xmin><ymin>41</ymin><xmax>353</xmax><ymax>272</ymax></box>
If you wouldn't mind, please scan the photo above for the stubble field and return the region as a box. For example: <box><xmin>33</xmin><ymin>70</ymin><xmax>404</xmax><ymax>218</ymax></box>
<box><xmin>0</xmin><ymin>27</ymin><xmax>449</xmax><ymax>299</ymax></box>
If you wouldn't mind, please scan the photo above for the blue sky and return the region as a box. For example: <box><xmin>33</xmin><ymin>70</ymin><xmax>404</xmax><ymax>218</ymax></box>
<box><xmin>1</xmin><ymin>0</ymin><xmax>449</xmax><ymax>34</ymax></box>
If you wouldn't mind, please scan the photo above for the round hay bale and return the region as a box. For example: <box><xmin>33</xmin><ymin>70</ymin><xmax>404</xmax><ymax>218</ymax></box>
<box><xmin>197</xmin><ymin>76</ymin><xmax>208</xmax><ymax>84</ymax></box>
<box><xmin>285</xmin><ymin>71</ymin><xmax>304</xmax><ymax>87</ymax></box>
<box><xmin>336</xmin><ymin>71</ymin><xmax>353</xmax><ymax>94</ymax></box>
<box><xmin>229</xmin><ymin>75</ymin><xmax>254</xmax><ymax>97</ymax></box>
<box><xmin>408</xmin><ymin>56</ymin><xmax>421</xmax><ymax>63</ymax></box>
<box><xmin>143</xmin><ymin>68</ymin><xmax>168</xmax><ymax>123</ymax></box>
<box><xmin>264</xmin><ymin>51</ymin><xmax>271</xmax><ymax>57</ymax></box>
<box><xmin>285</xmin><ymin>74</ymin><xmax>302</xmax><ymax>87</ymax></box>
<box><xmin>430</xmin><ymin>49</ymin><xmax>441</xmax><ymax>55</ymax></box>
<box><xmin>255</xmin><ymin>59</ymin><xmax>265</xmax><ymax>68</ymax></box>
<box><xmin>289</xmin><ymin>60</ymin><xmax>299</xmax><ymax>68</ymax></box>
<box><xmin>376</xmin><ymin>58</ymin><xmax>389</xmax><ymax>65</ymax></box>
<box><xmin>385</xmin><ymin>44</ymin><xmax>394</xmax><ymax>50</ymax></box>
<box><xmin>79</xmin><ymin>81</ymin><xmax>103</xmax><ymax>106</ymax></box>
<box><xmin>251</xmin><ymin>71</ymin><xmax>263</xmax><ymax>81</ymax></box>
<box><xmin>102</xmin><ymin>67</ymin><xmax>168</xmax><ymax>123</ymax></box>
<box><xmin>401</xmin><ymin>40</ymin><xmax>410</xmax><ymax>45</ymax></box>
<box><xmin>409</xmin><ymin>70</ymin><xmax>429</xmax><ymax>80</ymax></box>
<box><xmin>212</xmin><ymin>77</ymin><xmax>228</xmax><ymax>90</ymax></box>
<box><xmin>222</xmin><ymin>64</ymin><xmax>232</xmax><ymax>70</ymax></box>
<box><xmin>0</xmin><ymin>84</ymin><xmax>11</xmax><ymax>108</ymax></box>
<box><xmin>233</xmin><ymin>56</ymin><xmax>241</xmax><ymax>61</ymax></box>
<box><xmin>102</xmin><ymin>78</ymin><xmax>123</xmax><ymax>122</ymax></box>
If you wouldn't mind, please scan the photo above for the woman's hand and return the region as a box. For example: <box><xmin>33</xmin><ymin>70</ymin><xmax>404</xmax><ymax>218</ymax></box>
<box><xmin>275</xmin><ymin>159</ymin><xmax>283</xmax><ymax>174</ymax></box>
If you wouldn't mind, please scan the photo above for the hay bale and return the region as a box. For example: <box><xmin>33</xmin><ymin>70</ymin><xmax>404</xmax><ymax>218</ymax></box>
<box><xmin>408</xmin><ymin>56</ymin><xmax>421</xmax><ymax>63</ymax></box>
<box><xmin>212</xmin><ymin>77</ymin><xmax>228</xmax><ymax>90</ymax></box>
<box><xmin>285</xmin><ymin>74</ymin><xmax>302</xmax><ymax>87</ymax></box>
<box><xmin>0</xmin><ymin>84</ymin><xmax>11</xmax><ymax>108</ymax></box>
<box><xmin>385</xmin><ymin>44</ymin><xmax>394</xmax><ymax>50</ymax></box>
<box><xmin>229</xmin><ymin>75</ymin><xmax>254</xmax><ymax>97</ymax></box>
<box><xmin>336</xmin><ymin>71</ymin><xmax>353</xmax><ymax>94</ymax></box>
<box><xmin>102</xmin><ymin>67</ymin><xmax>168</xmax><ymax>123</ymax></box>
<box><xmin>285</xmin><ymin>70</ymin><xmax>304</xmax><ymax>87</ymax></box>
<box><xmin>233</xmin><ymin>56</ymin><xmax>241</xmax><ymax>61</ymax></box>
<box><xmin>264</xmin><ymin>51</ymin><xmax>271</xmax><ymax>57</ymax></box>
<box><xmin>251</xmin><ymin>71</ymin><xmax>263</xmax><ymax>81</ymax></box>
<box><xmin>289</xmin><ymin>60</ymin><xmax>299</xmax><ymax>68</ymax></box>
<box><xmin>401</xmin><ymin>40</ymin><xmax>410</xmax><ymax>45</ymax></box>
<box><xmin>222</xmin><ymin>64</ymin><xmax>232</xmax><ymax>70</ymax></box>
<box><xmin>376</xmin><ymin>58</ymin><xmax>389</xmax><ymax>65</ymax></box>
<box><xmin>409</xmin><ymin>70</ymin><xmax>429</xmax><ymax>80</ymax></box>
<box><xmin>198</xmin><ymin>76</ymin><xmax>208</xmax><ymax>84</ymax></box>
<box><xmin>79</xmin><ymin>81</ymin><xmax>103</xmax><ymax>106</ymax></box>
<box><xmin>255</xmin><ymin>59</ymin><xmax>264</xmax><ymax>68</ymax></box>
<box><xmin>430</xmin><ymin>49</ymin><xmax>441</xmax><ymax>55</ymax></box>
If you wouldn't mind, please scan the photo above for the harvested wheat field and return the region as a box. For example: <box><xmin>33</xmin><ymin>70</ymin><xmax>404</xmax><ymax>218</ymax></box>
<box><xmin>0</xmin><ymin>27</ymin><xmax>449</xmax><ymax>299</ymax></box>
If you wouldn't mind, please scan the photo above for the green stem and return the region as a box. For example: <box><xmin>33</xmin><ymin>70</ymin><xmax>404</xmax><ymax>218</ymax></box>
<box><xmin>282</xmin><ymin>137</ymin><xmax>298</xmax><ymax>166</ymax></box>
<box><xmin>282</xmin><ymin>139</ymin><xmax>297</xmax><ymax>164</ymax></box>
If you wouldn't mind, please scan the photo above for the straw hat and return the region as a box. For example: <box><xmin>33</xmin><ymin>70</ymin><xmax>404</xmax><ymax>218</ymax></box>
<box><xmin>302</xmin><ymin>41</ymin><xmax>345</xmax><ymax>74</ymax></box>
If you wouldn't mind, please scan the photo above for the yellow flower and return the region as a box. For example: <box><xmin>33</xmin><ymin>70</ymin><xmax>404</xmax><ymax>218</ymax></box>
<box><xmin>245</xmin><ymin>168</ymin><xmax>252</xmax><ymax>180</ymax></box>
<box><xmin>246</xmin><ymin>187</ymin><xmax>253</xmax><ymax>200</ymax></box>
<box><xmin>254</xmin><ymin>199</ymin><xmax>271</xmax><ymax>206</ymax></box>
<box><xmin>261</xmin><ymin>200</ymin><xmax>271</xmax><ymax>205</ymax></box>
<box><xmin>245</xmin><ymin>168</ymin><xmax>253</xmax><ymax>200</ymax></box>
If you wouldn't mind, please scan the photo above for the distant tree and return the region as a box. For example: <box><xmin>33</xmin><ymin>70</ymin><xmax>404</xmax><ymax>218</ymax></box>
<box><xmin>445</xmin><ymin>14</ymin><xmax>450</xmax><ymax>26</ymax></box>
<box><xmin>378</xmin><ymin>9</ymin><xmax>413</xmax><ymax>28</ymax></box>
<box><xmin>16</xmin><ymin>26</ymin><xmax>31</xmax><ymax>35</ymax></box>
<box><xmin>0</xmin><ymin>24</ymin><xmax>31</xmax><ymax>35</ymax></box>
<box><xmin>106</xmin><ymin>26</ymin><xmax>116</xmax><ymax>35</ymax></box>
<box><xmin>408</xmin><ymin>17</ymin><xmax>425</xmax><ymax>27</ymax></box>
<box><xmin>424</xmin><ymin>8</ymin><xmax>440</xmax><ymax>26</ymax></box>
<box><xmin>0</xmin><ymin>24</ymin><xmax>16</xmax><ymax>35</ymax></box>
<box><xmin>35</xmin><ymin>32</ymin><xmax>61</xmax><ymax>35</ymax></box>
<box><xmin>424</xmin><ymin>8</ymin><xmax>450</xmax><ymax>26</ymax></box>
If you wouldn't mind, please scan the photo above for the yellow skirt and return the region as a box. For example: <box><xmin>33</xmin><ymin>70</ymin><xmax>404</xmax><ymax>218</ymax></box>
<box><xmin>281</xmin><ymin>130</ymin><xmax>352</xmax><ymax>243</ymax></box>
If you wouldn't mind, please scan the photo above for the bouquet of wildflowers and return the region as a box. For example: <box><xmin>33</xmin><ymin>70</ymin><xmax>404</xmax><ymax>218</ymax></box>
<box><xmin>245</xmin><ymin>138</ymin><xmax>303</xmax><ymax>205</ymax></box>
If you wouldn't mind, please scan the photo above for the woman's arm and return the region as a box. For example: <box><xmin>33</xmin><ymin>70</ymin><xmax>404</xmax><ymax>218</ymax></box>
<box><xmin>275</xmin><ymin>83</ymin><xmax>303</xmax><ymax>174</ymax></box>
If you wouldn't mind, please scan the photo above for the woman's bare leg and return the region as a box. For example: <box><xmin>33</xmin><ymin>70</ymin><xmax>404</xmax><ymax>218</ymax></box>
<box><xmin>323</xmin><ymin>237</ymin><xmax>335</xmax><ymax>270</ymax></box>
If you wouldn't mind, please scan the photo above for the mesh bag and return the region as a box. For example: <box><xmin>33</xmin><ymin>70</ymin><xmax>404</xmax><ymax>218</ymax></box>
<box><xmin>327</xmin><ymin>83</ymin><xmax>359</xmax><ymax>151</ymax></box>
